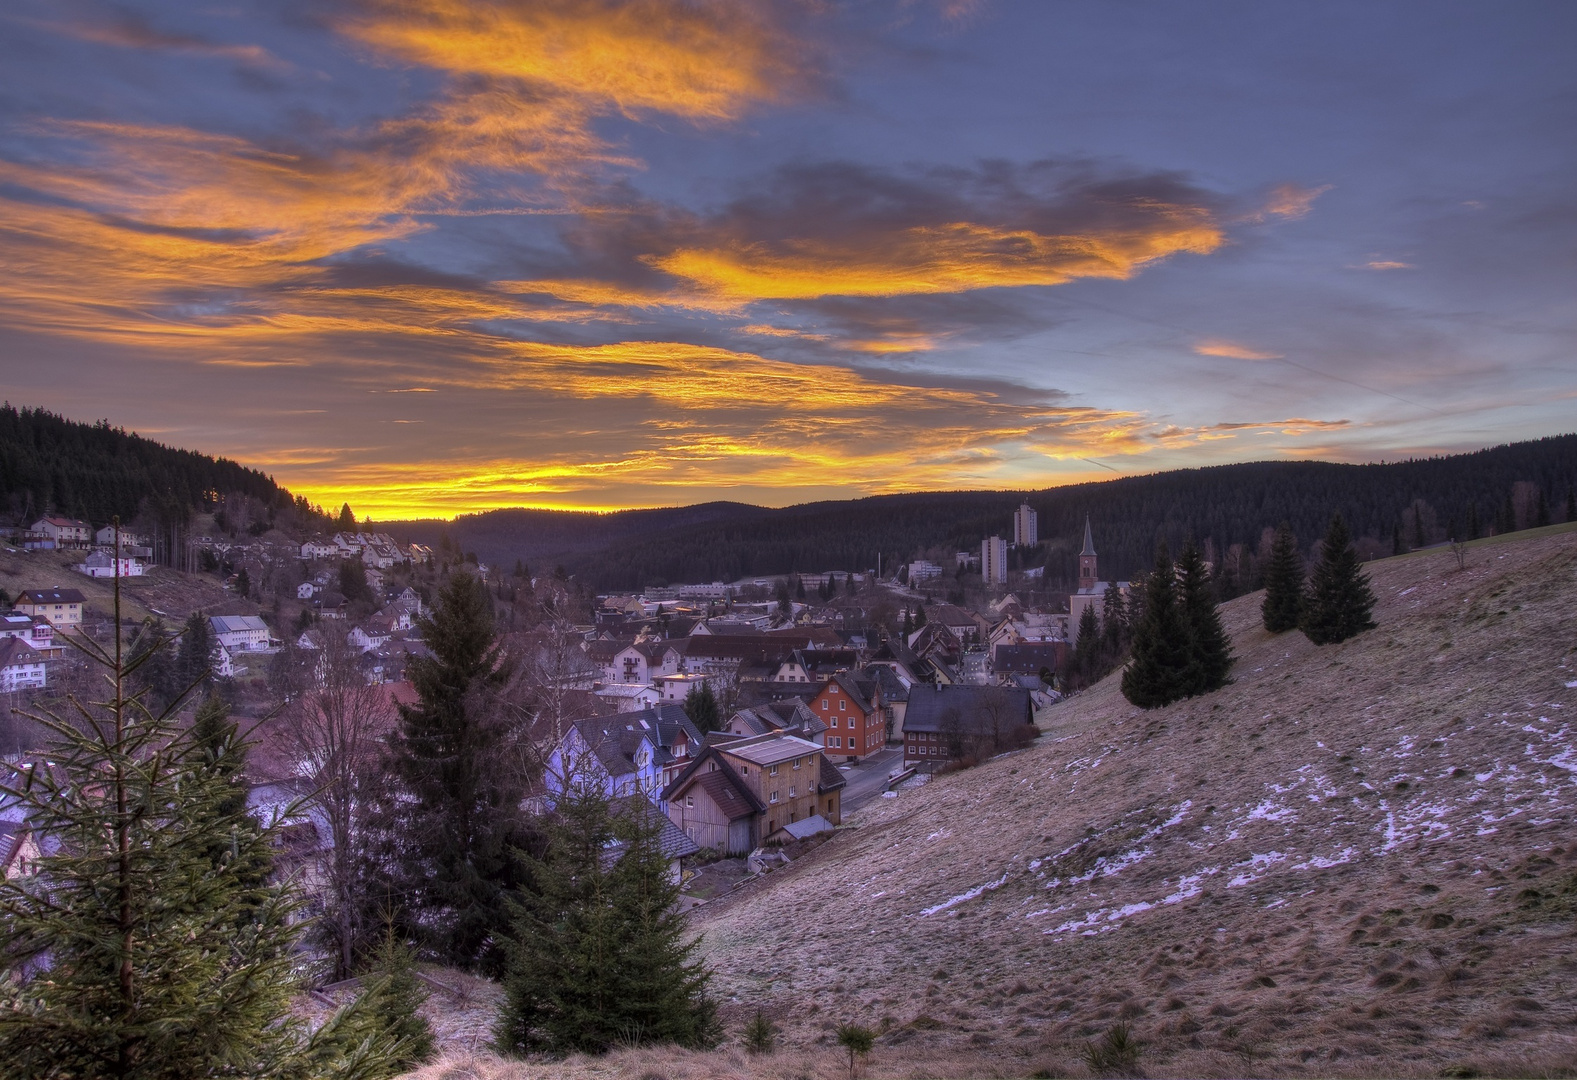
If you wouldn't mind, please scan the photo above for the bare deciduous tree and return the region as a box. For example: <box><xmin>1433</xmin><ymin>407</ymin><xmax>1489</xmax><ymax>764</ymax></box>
<box><xmin>280</xmin><ymin>627</ymin><xmax>393</xmax><ymax>978</ymax></box>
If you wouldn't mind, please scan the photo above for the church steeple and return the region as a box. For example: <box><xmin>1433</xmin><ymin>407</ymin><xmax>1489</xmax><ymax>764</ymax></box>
<box><xmin>1078</xmin><ymin>516</ymin><xmax>1098</xmax><ymax>592</ymax></box>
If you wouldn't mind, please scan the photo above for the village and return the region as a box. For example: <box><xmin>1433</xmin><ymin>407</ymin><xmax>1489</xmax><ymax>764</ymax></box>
<box><xmin>0</xmin><ymin>502</ymin><xmax>1122</xmax><ymax>902</ymax></box>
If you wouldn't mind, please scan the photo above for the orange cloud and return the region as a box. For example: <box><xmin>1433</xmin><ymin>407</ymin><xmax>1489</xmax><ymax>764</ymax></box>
<box><xmin>1360</xmin><ymin>260</ymin><xmax>1414</xmax><ymax>271</ymax></box>
<box><xmin>1192</xmin><ymin>339</ymin><xmax>1283</xmax><ymax>361</ymax></box>
<box><xmin>344</xmin><ymin>0</ymin><xmax>812</xmax><ymax>121</ymax></box>
<box><xmin>1258</xmin><ymin>182</ymin><xmax>1331</xmax><ymax>221</ymax></box>
<box><xmin>647</xmin><ymin>215</ymin><xmax>1222</xmax><ymax>301</ymax></box>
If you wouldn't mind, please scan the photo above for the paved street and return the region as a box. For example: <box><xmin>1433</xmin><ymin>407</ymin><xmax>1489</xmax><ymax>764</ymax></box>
<box><xmin>836</xmin><ymin>745</ymin><xmax>905</xmax><ymax>812</ymax></box>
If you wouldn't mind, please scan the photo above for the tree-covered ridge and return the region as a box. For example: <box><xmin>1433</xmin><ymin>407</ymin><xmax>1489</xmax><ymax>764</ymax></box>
<box><xmin>389</xmin><ymin>434</ymin><xmax>1577</xmax><ymax>592</ymax></box>
<box><xmin>0</xmin><ymin>404</ymin><xmax>298</xmax><ymax>526</ymax></box>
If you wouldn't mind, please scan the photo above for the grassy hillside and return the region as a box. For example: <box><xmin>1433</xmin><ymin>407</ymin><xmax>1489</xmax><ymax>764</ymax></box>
<box><xmin>409</xmin><ymin>524</ymin><xmax>1577</xmax><ymax>1079</ymax></box>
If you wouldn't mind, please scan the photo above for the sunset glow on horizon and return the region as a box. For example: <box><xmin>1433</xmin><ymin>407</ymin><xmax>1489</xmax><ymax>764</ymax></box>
<box><xmin>2</xmin><ymin>1</ymin><xmax>1574</xmax><ymax>519</ymax></box>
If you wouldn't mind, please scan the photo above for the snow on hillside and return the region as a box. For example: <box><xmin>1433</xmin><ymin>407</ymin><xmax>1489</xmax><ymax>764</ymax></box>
<box><xmin>677</xmin><ymin>527</ymin><xmax>1577</xmax><ymax>1077</ymax></box>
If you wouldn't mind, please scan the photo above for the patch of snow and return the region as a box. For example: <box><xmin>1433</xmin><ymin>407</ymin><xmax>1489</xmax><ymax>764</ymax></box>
<box><xmin>1227</xmin><ymin>851</ymin><xmax>1287</xmax><ymax>887</ymax></box>
<box><xmin>918</xmin><ymin>871</ymin><xmax>1009</xmax><ymax>916</ymax></box>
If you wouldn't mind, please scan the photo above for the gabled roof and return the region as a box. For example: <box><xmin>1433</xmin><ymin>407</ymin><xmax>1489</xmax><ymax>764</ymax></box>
<box><xmin>608</xmin><ymin>794</ymin><xmax>701</xmax><ymax>860</ymax></box>
<box><xmin>210</xmin><ymin>614</ymin><xmax>269</xmax><ymax>635</ymax></box>
<box><xmin>864</xmin><ymin>664</ymin><xmax>909</xmax><ymax>703</ymax></box>
<box><xmin>821</xmin><ymin>671</ymin><xmax>876</xmax><ymax>715</ymax></box>
<box><xmin>816</xmin><ymin>753</ymin><xmax>846</xmax><ymax>793</ymax></box>
<box><xmin>661</xmin><ymin>748</ymin><xmax>765</xmax><ymax>820</ymax></box>
<box><xmin>994</xmin><ymin>642</ymin><xmax>1067</xmax><ymax>673</ymax></box>
<box><xmin>902</xmin><ymin>684</ymin><xmax>1034</xmax><ymax>735</ymax></box>
<box><xmin>0</xmin><ymin>638</ymin><xmax>42</xmax><ymax>668</ymax></box>
<box><xmin>16</xmin><ymin>587</ymin><xmax>86</xmax><ymax>605</ymax></box>
<box><xmin>717</xmin><ymin>732</ymin><xmax>822</xmax><ymax>768</ymax></box>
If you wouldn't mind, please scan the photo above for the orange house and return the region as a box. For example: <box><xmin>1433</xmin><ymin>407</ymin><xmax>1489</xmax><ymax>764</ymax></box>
<box><xmin>810</xmin><ymin>672</ymin><xmax>883</xmax><ymax>761</ymax></box>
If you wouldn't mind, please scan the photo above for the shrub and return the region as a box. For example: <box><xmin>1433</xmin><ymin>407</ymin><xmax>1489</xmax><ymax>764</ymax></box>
<box><xmin>1084</xmin><ymin>1022</ymin><xmax>1142</xmax><ymax>1076</ymax></box>
<box><xmin>743</xmin><ymin>1008</ymin><xmax>778</xmax><ymax>1054</ymax></box>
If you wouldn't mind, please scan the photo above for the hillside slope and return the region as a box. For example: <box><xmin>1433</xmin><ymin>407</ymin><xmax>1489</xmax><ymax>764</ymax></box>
<box><xmin>682</xmin><ymin>526</ymin><xmax>1577</xmax><ymax>1076</ymax></box>
<box><xmin>412</xmin><ymin>526</ymin><xmax>1577</xmax><ymax>1079</ymax></box>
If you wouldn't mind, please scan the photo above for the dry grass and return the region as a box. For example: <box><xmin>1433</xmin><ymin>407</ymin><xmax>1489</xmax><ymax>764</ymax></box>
<box><xmin>407</xmin><ymin>528</ymin><xmax>1577</xmax><ymax>1079</ymax></box>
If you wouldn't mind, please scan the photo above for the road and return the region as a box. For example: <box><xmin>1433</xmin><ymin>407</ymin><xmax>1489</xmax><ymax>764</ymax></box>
<box><xmin>836</xmin><ymin>745</ymin><xmax>905</xmax><ymax>812</ymax></box>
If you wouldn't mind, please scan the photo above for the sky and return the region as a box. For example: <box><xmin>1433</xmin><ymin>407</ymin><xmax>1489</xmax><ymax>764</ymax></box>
<box><xmin>1</xmin><ymin>1</ymin><xmax>1574</xmax><ymax>519</ymax></box>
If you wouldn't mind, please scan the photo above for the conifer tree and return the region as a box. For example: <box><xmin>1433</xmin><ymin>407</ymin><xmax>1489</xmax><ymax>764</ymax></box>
<box><xmin>496</xmin><ymin>787</ymin><xmax>718</xmax><ymax>1055</ymax></box>
<box><xmin>235</xmin><ymin>566</ymin><xmax>251</xmax><ymax>599</ymax></box>
<box><xmin>357</xmin><ymin>924</ymin><xmax>435</xmax><ymax>1071</ymax></box>
<box><xmin>191</xmin><ymin>696</ymin><xmax>273</xmax><ymax>912</ymax></box>
<box><xmin>175</xmin><ymin>610</ymin><xmax>216</xmax><ymax>695</ymax></box>
<box><xmin>1260</xmin><ymin>523</ymin><xmax>1304</xmax><ymax>633</ymax></box>
<box><xmin>1121</xmin><ymin>544</ymin><xmax>1200</xmax><ymax>709</ymax></box>
<box><xmin>0</xmin><ymin>564</ymin><xmax>404</xmax><ymax>1079</ymax></box>
<box><xmin>913</xmin><ymin>603</ymin><xmax>927</xmax><ymax>629</ymax></box>
<box><xmin>1074</xmin><ymin>605</ymin><xmax>1100</xmax><ymax>687</ymax></box>
<box><xmin>1100</xmin><ymin>581</ymin><xmax>1128</xmax><ymax>655</ymax></box>
<box><xmin>1178</xmin><ymin>539</ymin><xmax>1234</xmax><ymax>693</ymax></box>
<box><xmin>381</xmin><ymin>571</ymin><xmax>526</xmax><ymax>972</ymax></box>
<box><xmin>1535</xmin><ymin>489</ymin><xmax>1550</xmax><ymax>528</ymax></box>
<box><xmin>683</xmin><ymin>681</ymin><xmax>721</xmax><ymax>734</ymax></box>
<box><xmin>1300</xmin><ymin>512</ymin><xmax>1377</xmax><ymax>645</ymax></box>
<box><xmin>1566</xmin><ymin>485</ymin><xmax>1575</xmax><ymax>524</ymax></box>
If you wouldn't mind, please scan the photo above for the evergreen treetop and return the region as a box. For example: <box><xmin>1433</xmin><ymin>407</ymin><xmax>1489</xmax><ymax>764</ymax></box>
<box><xmin>1178</xmin><ymin>539</ymin><xmax>1234</xmax><ymax>693</ymax></box>
<box><xmin>496</xmin><ymin>785</ymin><xmax>718</xmax><ymax>1056</ymax></box>
<box><xmin>1260</xmin><ymin>522</ymin><xmax>1304</xmax><ymax>634</ymax></box>
<box><xmin>382</xmin><ymin>571</ymin><xmax>526</xmax><ymax>972</ymax></box>
<box><xmin>1116</xmin><ymin>548</ymin><xmax>1198</xmax><ymax>706</ymax></box>
<box><xmin>683</xmin><ymin>681</ymin><xmax>721</xmax><ymax>734</ymax></box>
<box><xmin>1120</xmin><ymin>544</ymin><xmax>1201</xmax><ymax>709</ymax></box>
<box><xmin>1300</xmin><ymin>512</ymin><xmax>1377</xmax><ymax>645</ymax></box>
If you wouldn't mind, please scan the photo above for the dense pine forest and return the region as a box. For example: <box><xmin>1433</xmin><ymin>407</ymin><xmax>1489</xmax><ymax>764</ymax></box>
<box><xmin>0</xmin><ymin>404</ymin><xmax>310</xmax><ymax>531</ymax></box>
<box><xmin>388</xmin><ymin>434</ymin><xmax>1577</xmax><ymax>592</ymax></box>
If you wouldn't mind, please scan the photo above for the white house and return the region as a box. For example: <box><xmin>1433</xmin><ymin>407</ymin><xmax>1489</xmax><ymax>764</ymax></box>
<box><xmin>296</xmin><ymin>581</ymin><xmax>318</xmax><ymax>600</ymax></box>
<box><xmin>94</xmin><ymin>525</ymin><xmax>150</xmax><ymax>549</ymax></box>
<box><xmin>300</xmin><ymin>539</ymin><xmax>338</xmax><ymax>560</ymax></box>
<box><xmin>0</xmin><ymin>638</ymin><xmax>46</xmax><ymax>692</ymax></box>
<box><xmin>31</xmin><ymin>516</ymin><xmax>91</xmax><ymax>547</ymax></box>
<box><xmin>76</xmin><ymin>551</ymin><xmax>147</xmax><ymax>579</ymax></box>
<box><xmin>209</xmin><ymin>614</ymin><xmax>272</xmax><ymax>652</ymax></box>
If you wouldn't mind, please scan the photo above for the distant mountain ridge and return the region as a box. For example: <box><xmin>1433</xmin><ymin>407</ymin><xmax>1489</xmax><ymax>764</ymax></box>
<box><xmin>383</xmin><ymin>435</ymin><xmax>1577</xmax><ymax>592</ymax></box>
<box><xmin>0</xmin><ymin>405</ymin><xmax>312</xmax><ymax>534</ymax></box>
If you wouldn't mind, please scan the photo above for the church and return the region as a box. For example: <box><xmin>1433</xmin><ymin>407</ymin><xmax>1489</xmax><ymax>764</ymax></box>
<box><xmin>1067</xmin><ymin>517</ymin><xmax>1130</xmax><ymax>646</ymax></box>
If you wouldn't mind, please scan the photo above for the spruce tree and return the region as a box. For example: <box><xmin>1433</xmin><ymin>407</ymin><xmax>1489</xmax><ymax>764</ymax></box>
<box><xmin>1100</xmin><ymin>583</ymin><xmax>1128</xmax><ymax>655</ymax></box>
<box><xmin>175</xmin><ymin>611</ymin><xmax>215</xmax><ymax>696</ymax></box>
<box><xmin>381</xmin><ymin>570</ymin><xmax>525</xmax><ymax>972</ymax></box>
<box><xmin>1178</xmin><ymin>539</ymin><xmax>1234</xmax><ymax>693</ymax></box>
<box><xmin>1074</xmin><ymin>605</ymin><xmax>1100</xmax><ymax>687</ymax></box>
<box><xmin>1535</xmin><ymin>490</ymin><xmax>1550</xmax><ymax>528</ymax></box>
<box><xmin>683</xmin><ymin>681</ymin><xmax>721</xmax><ymax>734</ymax></box>
<box><xmin>357</xmin><ymin>925</ymin><xmax>435</xmax><ymax>1071</ymax></box>
<box><xmin>0</xmin><ymin>569</ymin><xmax>404</xmax><ymax>1078</ymax></box>
<box><xmin>1120</xmin><ymin>544</ymin><xmax>1200</xmax><ymax>709</ymax></box>
<box><xmin>1300</xmin><ymin>512</ymin><xmax>1377</xmax><ymax>645</ymax></box>
<box><xmin>496</xmin><ymin>787</ymin><xmax>718</xmax><ymax>1055</ymax></box>
<box><xmin>1260</xmin><ymin>523</ymin><xmax>1304</xmax><ymax>633</ymax></box>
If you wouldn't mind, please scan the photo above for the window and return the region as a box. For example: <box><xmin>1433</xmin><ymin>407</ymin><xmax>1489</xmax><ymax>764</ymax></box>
<box><xmin>685</xmin><ymin>795</ymin><xmax>694</xmax><ymax>807</ymax></box>
<box><xmin>739</xmin><ymin>764</ymin><xmax>748</xmax><ymax>775</ymax></box>
<box><xmin>770</xmin><ymin>790</ymin><xmax>778</xmax><ymax>803</ymax></box>
<box><xmin>820</xmin><ymin>698</ymin><xmax>829</xmax><ymax>710</ymax></box>
<box><xmin>840</xmin><ymin>700</ymin><xmax>846</xmax><ymax>711</ymax></box>
<box><xmin>793</xmin><ymin>757</ymin><xmax>802</xmax><ymax>769</ymax></box>
<box><xmin>829</xmin><ymin>717</ymin><xmax>838</xmax><ymax>728</ymax></box>
<box><xmin>830</xmin><ymin>736</ymin><xmax>841</xmax><ymax>748</ymax></box>
<box><xmin>769</xmin><ymin>764</ymin><xmax>778</xmax><ymax>776</ymax></box>
<box><xmin>790</xmin><ymin>785</ymin><xmax>796</xmax><ymax>797</ymax></box>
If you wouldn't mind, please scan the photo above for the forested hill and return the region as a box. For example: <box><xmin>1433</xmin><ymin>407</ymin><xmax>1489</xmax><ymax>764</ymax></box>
<box><xmin>0</xmin><ymin>405</ymin><xmax>302</xmax><ymax>529</ymax></box>
<box><xmin>387</xmin><ymin>434</ymin><xmax>1577</xmax><ymax>592</ymax></box>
